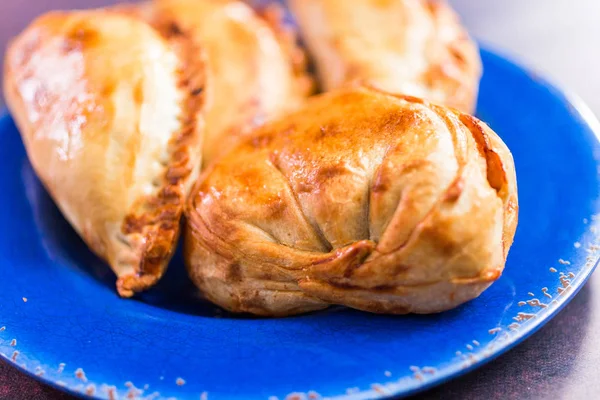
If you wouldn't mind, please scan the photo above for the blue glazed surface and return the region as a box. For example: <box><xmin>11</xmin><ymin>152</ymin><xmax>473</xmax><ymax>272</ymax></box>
<box><xmin>0</xmin><ymin>49</ymin><xmax>599</xmax><ymax>400</ymax></box>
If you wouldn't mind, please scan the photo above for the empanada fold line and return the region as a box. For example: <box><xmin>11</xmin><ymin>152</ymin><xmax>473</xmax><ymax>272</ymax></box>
<box><xmin>185</xmin><ymin>205</ymin><xmax>330</xmax><ymax>273</ymax></box>
<box><xmin>369</xmin><ymin>100</ymin><xmax>466</xmax><ymax>256</ymax></box>
<box><xmin>249</xmin><ymin>2</ymin><xmax>315</xmax><ymax>97</ymax></box>
<box><xmin>117</xmin><ymin>15</ymin><xmax>206</xmax><ymax>297</ymax></box>
<box><xmin>266</xmin><ymin>156</ymin><xmax>333</xmax><ymax>252</ymax></box>
<box><xmin>454</xmin><ymin>112</ymin><xmax>519</xmax><ymax>258</ymax></box>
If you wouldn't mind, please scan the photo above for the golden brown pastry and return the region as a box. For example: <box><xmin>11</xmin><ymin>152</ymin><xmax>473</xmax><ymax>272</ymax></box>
<box><xmin>4</xmin><ymin>10</ymin><xmax>206</xmax><ymax>296</ymax></box>
<box><xmin>149</xmin><ymin>0</ymin><xmax>312</xmax><ymax>165</ymax></box>
<box><xmin>288</xmin><ymin>0</ymin><xmax>482</xmax><ymax>113</ymax></box>
<box><xmin>185</xmin><ymin>86</ymin><xmax>518</xmax><ymax>316</ymax></box>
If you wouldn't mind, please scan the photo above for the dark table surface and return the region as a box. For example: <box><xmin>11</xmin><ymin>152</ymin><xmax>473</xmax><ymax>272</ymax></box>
<box><xmin>1</xmin><ymin>0</ymin><xmax>599</xmax><ymax>399</ymax></box>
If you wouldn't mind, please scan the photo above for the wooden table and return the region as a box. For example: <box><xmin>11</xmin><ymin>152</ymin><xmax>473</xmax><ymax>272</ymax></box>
<box><xmin>1</xmin><ymin>1</ymin><xmax>599</xmax><ymax>399</ymax></box>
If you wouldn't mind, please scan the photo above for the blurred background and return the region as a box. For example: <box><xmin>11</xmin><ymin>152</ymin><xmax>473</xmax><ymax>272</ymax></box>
<box><xmin>1</xmin><ymin>0</ymin><xmax>600</xmax><ymax>112</ymax></box>
<box><xmin>0</xmin><ymin>1</ymin><xmax>599</xmax><ymax>399</ymax></box>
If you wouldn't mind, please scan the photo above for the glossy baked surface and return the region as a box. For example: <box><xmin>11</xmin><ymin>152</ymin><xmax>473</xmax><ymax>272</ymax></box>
<box><xmin>185</xmin><ymin>86</ymin><xmax>517</xmax><ymax>316</ymax></box>
<box><xmin>2</xmin><ymin>0</ymin><xmax>309</xmax><ymax>297</ymax></box>
<box><xmin>0</xmin><ymin>50</ymin><xmax>598</xmax><ymax>399</ymax></box>
<box><xmin>3</xmin><ymin>9</ymin><xmax>207</xmax><ymax>296</ymax></box>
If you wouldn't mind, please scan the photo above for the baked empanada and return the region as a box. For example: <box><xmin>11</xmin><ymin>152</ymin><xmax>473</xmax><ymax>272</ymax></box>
<box><xmin>185</xmin><ymin>87</ymin><xmax>518</xmax><ymax>316</ymax></box>
<box><xmin>4</xmin><ymin>10</ymin><xmax>206</xmax><ymax>296</ymax></box>
<box><xmin>288</xmin><ymin>0</ymin><xmax>482</xmax><ymax>113</ymax></box>
<box><xmin>5</xmin><ymin>0</ymin><xmax>311</xmax><ymax>296</ymax></box>
<box><xmin>149</xmin><ymin>0</ymin><xmax>311</xmax><ymax>165</ymax></box>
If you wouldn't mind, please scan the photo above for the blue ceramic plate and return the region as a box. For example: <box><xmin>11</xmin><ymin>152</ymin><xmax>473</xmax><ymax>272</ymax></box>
<box><xmin>0</xmin><ymin>49</ymin><xmax>599</xmax><ymax>400</ymax></box>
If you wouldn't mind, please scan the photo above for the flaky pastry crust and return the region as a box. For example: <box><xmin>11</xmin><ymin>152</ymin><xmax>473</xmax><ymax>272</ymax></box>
<box><xmin>185</xmin><ymin>87</ymin><xmax>518</xmax><ymax>316</ymax></box>
<box><xmin>4</xmin><ymin>10</ymin><xmax>206</xmax><ymax>296</ymax></box>
<box><xmin>288</xmin><ymin>0</ymin><xmax>482</xmax><ymax>113</ymax></box>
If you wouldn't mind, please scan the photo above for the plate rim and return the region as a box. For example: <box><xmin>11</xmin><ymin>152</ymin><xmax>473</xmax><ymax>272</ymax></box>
<box><xmin>0</xmin><ymin>46</ymin><xmax>599</xmax><ymax>400</ymax></box>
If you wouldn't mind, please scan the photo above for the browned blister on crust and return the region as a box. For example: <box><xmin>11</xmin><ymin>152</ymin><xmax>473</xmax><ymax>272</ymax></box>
<box><xmin>4</xmin><ymin>9</ymin><xmax>206</xmax><ymax>296</ymax></box>
<box><xmin>289</xmin><ymin>0</ymin><xmax>482</xmax><ymax>113</ymax></box>
<box><xmin>185</xmin><ymin>86</ymin><xmax>518</xmax><ymax>316</ymax></box>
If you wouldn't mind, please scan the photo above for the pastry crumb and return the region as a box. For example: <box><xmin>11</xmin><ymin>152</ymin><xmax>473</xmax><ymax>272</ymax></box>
<box><xmin>85</xmin><ymin>384</ymin><xmax>96</xmax><ymax>396</ymax></box>
<box><xmin>422</xmin><ymin>367</ymin><xmax>437</xmax><ymax>374</ymax></box>
<box><xmin>105</xmin><ymin>386</ymin><xmax>117</xmax><ymax>400</ymax></box>
<box><xmin>75</xmin><ymin>368</ymin><xmax>87</xmax><ymax>382</ymax></box>
<box><xmin>372</xmin><ymin>384</ymin><xmax>386</xmax><ymax>394</ymax></box>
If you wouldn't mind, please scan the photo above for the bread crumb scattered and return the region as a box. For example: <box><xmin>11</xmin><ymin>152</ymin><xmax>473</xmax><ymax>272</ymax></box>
<box><xmin>75</xmin><ymin>368</ymin><xmax>87</xmax><ymax>382</ymax></box>
<box><xmin>422</xmin><ymin>367</ymin><xmax>437</xmax><ymax>374</ymax></box>
<box><xmin>85</xmin><ymin>385</ymin><xmax>96</xmax><ymax>396</ymax></box>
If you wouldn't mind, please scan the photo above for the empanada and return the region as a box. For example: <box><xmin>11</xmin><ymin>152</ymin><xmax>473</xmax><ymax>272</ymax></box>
<box><xmin>288</xmin><ymin>0</ymin><xmax>482</xmax><ymax>113</ymax></box>
<box><xmin>185</xmin><ymin>87</ymin><xmax>518</xmax><ymax>316</ymax></box>
<box><xmin>4</xmin><ymin>10</ymin><xmax>207</xmax><ymax>296</ymax></box>
<box><xmin>149</xmin><ymin>0</ymin><xmax>312</xmax><ymax>165</ymax></box>
<box><xmin>4</xmin><ymin>0</ymin><xmax>311</xmax><ymax>296</ymax></box>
